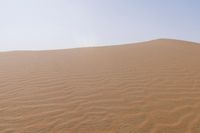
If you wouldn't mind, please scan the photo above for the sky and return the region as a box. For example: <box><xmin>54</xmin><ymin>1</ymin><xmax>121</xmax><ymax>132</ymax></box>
<box><xmin>0</xmin><ymin>0</ymin><xmax>200</xmax><ymax>51</ymax></box>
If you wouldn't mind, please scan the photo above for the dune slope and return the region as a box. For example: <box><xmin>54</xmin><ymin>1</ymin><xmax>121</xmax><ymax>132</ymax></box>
<box><xmin>0</xmin><ymin>39</ymin><xmax>200</xmax><ymax>133</ymax></box>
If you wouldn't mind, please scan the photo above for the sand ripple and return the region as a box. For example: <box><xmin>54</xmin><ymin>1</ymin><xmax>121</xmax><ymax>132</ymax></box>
<box><xmin>0</xmin><ymin>39</ymin><xmax>200</xmax><ymax>133</ymax></box>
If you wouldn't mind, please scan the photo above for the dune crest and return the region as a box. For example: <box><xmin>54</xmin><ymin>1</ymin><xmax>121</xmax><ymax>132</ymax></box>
<box><xmin>0</xmin><ymin>39</ymin><xmax>200</xmax><ymax>133</ymax></box>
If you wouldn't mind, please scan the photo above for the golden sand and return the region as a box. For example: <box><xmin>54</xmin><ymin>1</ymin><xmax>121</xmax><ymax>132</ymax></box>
<box><xmin>0</xmin><ymin>39</ymin><xmax>200</xmax><ymax>133</ymax></box>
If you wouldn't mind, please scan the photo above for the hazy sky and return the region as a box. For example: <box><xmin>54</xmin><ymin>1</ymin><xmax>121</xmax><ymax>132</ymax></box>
<box><xmin>0</xmin><ymin>0</ymin><xmax>199</xmax><ymax>51</ymax></box>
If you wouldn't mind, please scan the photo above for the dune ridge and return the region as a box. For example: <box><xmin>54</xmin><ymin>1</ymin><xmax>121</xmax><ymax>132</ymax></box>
<box><xmin>0</xmin><ymin>39</ymin><xmax>200</xmax><ymax>133</ymax></box>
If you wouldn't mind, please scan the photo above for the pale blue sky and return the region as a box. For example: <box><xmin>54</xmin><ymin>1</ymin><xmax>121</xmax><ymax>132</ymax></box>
<box><xmin>0</xmin><ymin>0</ymin><xmax>199</xmax><ymax>51</ymax></box>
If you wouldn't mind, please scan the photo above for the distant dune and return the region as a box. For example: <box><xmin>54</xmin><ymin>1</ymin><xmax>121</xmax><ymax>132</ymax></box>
<box><xmin>0</xmin><ymin>39</ymin><xmax>200</xmax><ymax>133</ymax></box>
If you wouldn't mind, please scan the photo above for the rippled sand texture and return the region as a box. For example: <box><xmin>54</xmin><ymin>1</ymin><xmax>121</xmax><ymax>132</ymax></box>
<box><xmin>0</xmin><ymin>39</ymin><xmax>200</xmax><ymax>133</ymax></box>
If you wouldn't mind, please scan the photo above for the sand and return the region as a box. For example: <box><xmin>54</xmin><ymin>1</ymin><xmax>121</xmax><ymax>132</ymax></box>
<box><xmin>0</xmin><ymin>39</ymin><xmax>200</xmax><ymax>133</ymax></box>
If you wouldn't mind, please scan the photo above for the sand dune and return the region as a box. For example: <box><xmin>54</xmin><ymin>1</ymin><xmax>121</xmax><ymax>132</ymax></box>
<box><xmin>0</xmin><ymin>39</ymin><xmax>200</xmax><ymax>133</ymax></box>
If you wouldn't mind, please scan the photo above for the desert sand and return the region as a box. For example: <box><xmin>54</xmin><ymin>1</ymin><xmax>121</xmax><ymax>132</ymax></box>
<box><xmin>0</xmin><ymin>39</ymin><xmax>200</xmax><ymax>133</ymax></box>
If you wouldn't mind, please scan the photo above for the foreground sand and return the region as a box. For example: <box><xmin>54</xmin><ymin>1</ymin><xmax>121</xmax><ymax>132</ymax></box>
<box><xmin>0</xmin><ymin>39</ymin><xmax>200</xmax><ymax>133</ymax></box>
